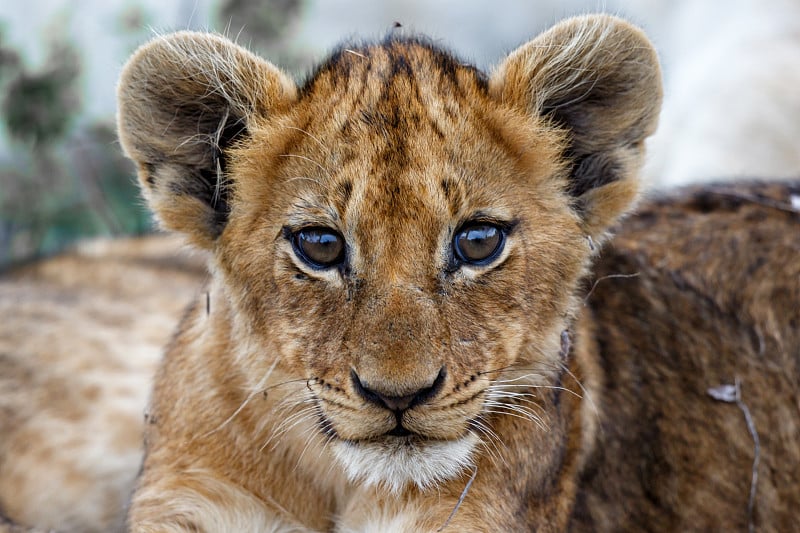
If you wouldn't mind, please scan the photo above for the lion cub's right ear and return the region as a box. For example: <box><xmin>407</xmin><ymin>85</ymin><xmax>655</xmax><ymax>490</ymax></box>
<box><xmin>490</xmin><ymin>15</ymin><xmax>662</xmax><ymax>241</ymax></box>
<box><xmin>117</xmin><ymin>32</ymin><xmax>297</xmax><ymax>249</ymax></box>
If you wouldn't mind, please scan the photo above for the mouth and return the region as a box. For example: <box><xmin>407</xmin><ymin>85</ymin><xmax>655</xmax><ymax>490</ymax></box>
<box><xmin>312</xmin><ymin>395</ymin><xmax>481</xmax><ymax>491</ymax></box>
<box><xmin>313</xmin><ymin>403</ymin><xmax>421</xmax><ymax>442</ymax></box>
<box><xmin>383</xmin><ymin>409</ymin><xmax>417</xmax><ymax>437</ymax></box>
<box><xmin>385</xmin><ymin>425</ymin><xmax>413</xmax><ymax>437</ymax></box>
<box><xmin>310</xmin><ymin>381</ymin><xmax>486</xmax><ymax>492</ymax></box>
<box><xmin>313</xmin><ymin>391</ymin><xmax>485</xmax><ymax>445</ymax></box>
<box><xmin>340</xmin><ymin>428</ymin><xmax>434</xmax><ymax>448</ymax></box>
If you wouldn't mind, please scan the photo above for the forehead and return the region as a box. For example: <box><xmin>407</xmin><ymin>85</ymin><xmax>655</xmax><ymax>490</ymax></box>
<box><xmin>301</xmin><ymin>37</ymin><xmax>490</xmax><ymax>124</ymax></box>
<box><xmin>240</xmin><ymin>38</ymin><xmax>559</xmax><ymax>227</ymax></box>
<box><xmin>295</xmin><ymin>38</ymin><xmax>494</xmax><ymax>184</ymax></box>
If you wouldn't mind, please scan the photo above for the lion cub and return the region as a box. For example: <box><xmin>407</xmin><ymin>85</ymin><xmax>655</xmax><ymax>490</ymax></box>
<box><xmin>116</xmin><ymin>14</ymin><xmax>799</xmax><ymax>532</ymax></box>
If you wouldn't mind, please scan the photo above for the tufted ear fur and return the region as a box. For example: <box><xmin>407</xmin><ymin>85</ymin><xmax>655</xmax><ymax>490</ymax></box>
<box><xmin>117</xmin><ymin>32</ymin><xmax>297</xmax><ymax>249</ymax></box>
<box><xmin>490</xmin><ymin>15</ymin><xmax>662</xmax><ymax>239</ymax></box>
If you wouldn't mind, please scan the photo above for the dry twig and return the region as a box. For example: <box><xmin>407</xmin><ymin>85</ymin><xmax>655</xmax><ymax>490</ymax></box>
<box><xmin>707</xmin><ymin>377</ymin><xmax>760</xmax><ymax>533</ymax></box>
<box><xmin>438</xmin><ymin>466</ymin><xmax>478</xmax><ymax>531</ymax></box>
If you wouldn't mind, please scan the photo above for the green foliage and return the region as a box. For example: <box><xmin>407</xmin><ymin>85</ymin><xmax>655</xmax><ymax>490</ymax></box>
<box><xmin>0</xmin><ymin>121</ymin><xmax>153</xmax><ymax>266</ymax></box>
<box><xmin>0</xmin><ymin>34</ymin><xmax>20</xmax><ymax>82</ymax></box>
<box><xmin>3</xmin><ymin>42</ymin><xmax>80</xmax><ymax>146</ymax></box>
<box><xmin>0</xmin><ymin>27</ymin><xmax>151</xmax><ymax>268</ymax></box>
<box><xmin>0</xmin><ymin>1</ymin><xmax>309</xmax><ymax>268</ymax></box>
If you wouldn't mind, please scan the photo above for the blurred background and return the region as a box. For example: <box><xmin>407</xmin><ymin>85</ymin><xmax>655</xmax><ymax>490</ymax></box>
<box><xmin>0</xmin><ymin>0</ymin><xmax>798</xmax><ymax>268</ymax></box>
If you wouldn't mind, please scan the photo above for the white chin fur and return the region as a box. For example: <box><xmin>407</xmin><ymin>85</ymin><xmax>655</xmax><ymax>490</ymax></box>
<box><xmin>331</xmin><ymin>433</ymin><xmax>478</xmax><ymax>493</ymax></box>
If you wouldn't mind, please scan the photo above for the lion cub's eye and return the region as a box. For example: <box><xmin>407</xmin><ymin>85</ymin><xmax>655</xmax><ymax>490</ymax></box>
<box><xmin>291</xmin><ymin>227</ymin><xmax>345</xmax><ymax>269</ymax></box>
<box><xmin>453</xmin><ymin>223</ymin><xmax>505</xmax><ymax>265</ymax></box>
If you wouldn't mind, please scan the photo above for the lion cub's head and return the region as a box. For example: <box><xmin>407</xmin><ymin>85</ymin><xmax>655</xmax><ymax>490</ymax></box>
<box><xmin>118</xmin><ymin>15</ymin><xmax>660</xmax><ymax>492</ymax></box>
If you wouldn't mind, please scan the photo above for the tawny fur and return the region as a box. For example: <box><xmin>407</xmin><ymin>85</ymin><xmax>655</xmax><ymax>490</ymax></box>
<box><xmin>115</xmin><ymin>15</ymin><xmax>663</xmax><ymax>531</ymax></box>
<box><xmin>1</xmin><ymin>13</ymin><xmax>798</xmax><ymax>533</ymax></box>
<box><xmin>0</xmin><ymin>236</ymin><xmax>205</xmax><ymax>532</ymax></box>
<box><xmin>572</xmin><ymin>181</ymin><xmax>800</xmax><ymax>531</ymax></box>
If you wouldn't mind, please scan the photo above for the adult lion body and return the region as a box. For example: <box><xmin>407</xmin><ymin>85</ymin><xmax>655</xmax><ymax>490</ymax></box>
<box><xmin>1</xmin><ymin>14</ymin><xmax>798</xmax><ymax>533</ymax></box>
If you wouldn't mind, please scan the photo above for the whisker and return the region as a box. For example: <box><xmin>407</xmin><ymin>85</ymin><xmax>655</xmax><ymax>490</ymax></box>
<box><xmin>468</xmin><ymin>420</ymin><xmax>506</xmax><ymax>466</ymax></box>
<box><xmin>473</xmin><ymin>433</ymin><xmax>502</xmax><ymax>466</ymax></box>
<box><xmin>481</xmin><ymin>399</ymin><xmax>549</xmax><ymax>432</ymax></box>
<box><xmin>284</xmin><ymin>175</ymin><xmax>328</xmax><ymax>188</ymax></box>
<box><xmin>200</xmin><ymin>367</ymin><xmax>278</xmax><ymax>438</ymax></box>
<box><xmin>490</xmin><ymin>372</ymin><xmax>549</xmax><ymax>384</ymax></box>
<box><xmin>557</xmin><ymin>361</ymin><xmax>600</xmax><ymax>419</ymax></box>
<box><xmin>257</xmin><ymin>377</ymin><xmax>315</xmax><ymax>396</ymax></box>
<box><xmin>260</xmin><ymin>391</ymin><xmax>316</xmax><ymax>443</ymax></box>
<box><xmin>279</xmin><ymin>153</ymin><xmax>333</xmax><ymax>180</ymax></box>
<box><xmin>584</xmin><ymin>272</ymin><xmax>641</xmax><ymax>304</ymax></box>
<box><xmin>282</xmin><ymin>125</ymin><xmax>331</xmax><ymax>156</ymax></box>
<box><xmin>481</xmin><ymin>406</ymin><xmax>547</xmax><ymax>430</ymax></box>
<box><xmin>321</xmin><ymin>432</ymin><xmax>341</xmax><ymax>479</ymax></box>
<box><xmin>260</xmin><ymin>404</ymin><xmax>318</xmax><ymax>452</ymax></box>
<box><xmin>482</xmin><ymin>399</ymin><xmax>544</xmax><ymax>416</ymax></box>
<box><xmin>267</xmin><ymin>409</ymin><xmax>311</xmax><ymax>442</ymax></box>
<box><xmin>489</xmin><ymin>383</ymin><xmax>584</xmax><ymax>400</ymax></box>
<box><xmin>292</xmin><ymin>419</ymin><xmax>331</xmax><ymax>471</ymax></box>
<box><xmin>482</xmin><ymin>360</ymin><xmax>597</xmax><ymax>419</ymax></box>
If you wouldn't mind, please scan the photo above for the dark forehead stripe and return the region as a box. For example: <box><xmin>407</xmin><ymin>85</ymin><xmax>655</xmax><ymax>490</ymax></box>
<box><xmin>296</xmin><ymin>36</ymin><xmax>493</xmax><ymax>155</ymax></box>
<box><xmin>336</xmin><ymin>180</ymin><xmax>353</xmax><ymax>207</ymax></box>
<box><xmin>440</xmin><ymin>177</ymin><xmax>464</xmax><ymax>216</ymax></box>
<box><xmin>299</xmin><ymin>35</ymin><xmax>489</xmax><ymax>97</ymax></box>
<box><xmin>297</xmin><ymin>35</ymin><xmax>491</xmax><ymax>164</ymax></box>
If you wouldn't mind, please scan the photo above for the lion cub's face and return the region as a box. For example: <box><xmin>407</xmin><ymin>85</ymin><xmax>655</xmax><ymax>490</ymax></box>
<box><xmin>117</xmin><ymin>19</ymin><xmax>661</xmax><ymax>491</ymax></box>
<box><xmin>220</xmin><ymin>44</ymin><xmax>586</xmax><ymax>488</ymax></box>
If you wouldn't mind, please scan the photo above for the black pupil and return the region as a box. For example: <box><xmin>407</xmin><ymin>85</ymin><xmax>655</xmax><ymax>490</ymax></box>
<box><xmin>296</xmin><ymin>229</ymin><xmax>344</xmax><ymax>267</ymax></box>
<box><xmin>455</xmin><ymin>224</ymin><xmax>502</xmax><ymax>263</ymax></box>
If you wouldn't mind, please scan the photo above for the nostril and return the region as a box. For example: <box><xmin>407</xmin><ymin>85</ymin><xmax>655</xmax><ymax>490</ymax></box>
<box><xmin>376</xmin><ymin>392</ymin><xmax>416</xmax><ymax>412</ymax></box>
<box><xmin>413</xmin><ymin>366</ymin><xmax>447</xmax><ymax>406</ymax></box>
<box><xmin>350</xmin><ymin>369</ymin><xmax>383</xmax><ymax>406</ymax></box>
<box><xmin>350</xmin><ymin>366</ymin><xmax>447</xmax><ymax>412</ymax></box>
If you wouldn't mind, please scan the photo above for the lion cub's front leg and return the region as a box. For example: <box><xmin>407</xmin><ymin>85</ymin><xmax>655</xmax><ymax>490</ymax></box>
<box><xmin>129</xmin><ymin>471</ymin><xmax>306</xmax><ymax>533</ymax></box>
<box><xmin>126</xmin><ymin>355</ymin><xmax>343</xmax><ymax>533</ymax></box>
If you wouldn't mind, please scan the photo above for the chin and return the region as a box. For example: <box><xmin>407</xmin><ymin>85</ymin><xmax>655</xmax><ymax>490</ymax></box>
<box><xmin>330</xmin><ymin>433</ymin><xmax>479</xmax><ymax>493</ymax></box>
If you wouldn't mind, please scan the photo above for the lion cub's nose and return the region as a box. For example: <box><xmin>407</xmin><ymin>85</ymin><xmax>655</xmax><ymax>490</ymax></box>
<box><xmin>350</xmin><ymin>367</ymin><xmax>446</xmax><ymax>412</ymax></box>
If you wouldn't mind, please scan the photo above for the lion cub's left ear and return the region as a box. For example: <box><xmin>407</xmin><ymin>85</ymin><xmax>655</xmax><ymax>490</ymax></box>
<box><xmin>490</xmin><ymin>15</ymin><xmax>662</xmax><ymax>239</ymax></box>
<box><xmin>117</xmin><ymin>32</ymin><xmax>297</xmax><ymax>249</ymax></box>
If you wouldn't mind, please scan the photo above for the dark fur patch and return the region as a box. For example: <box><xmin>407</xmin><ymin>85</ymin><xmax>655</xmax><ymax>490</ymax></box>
<box><xmin>565</xmin><ymin>151</ymin><xmax>623</xmax><ymax>198</ymax></box>
<box><xmin>337</xmin><ymin>180</ymin><xmax>353</xmax><ymax>206</ymax></box>
<box><xmin>299</xmin><ymin>34</ymin><xmax>488</xmax><ymax>98</ymax></box>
